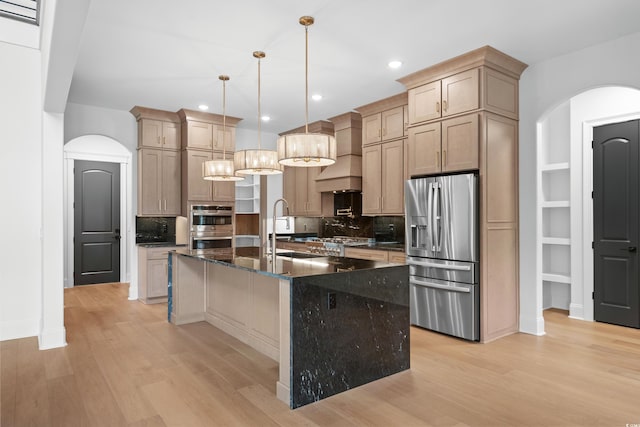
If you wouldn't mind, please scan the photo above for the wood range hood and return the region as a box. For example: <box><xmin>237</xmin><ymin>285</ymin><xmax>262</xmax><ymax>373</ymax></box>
<box><xmin>314</xmin><ymin>112</ymin><xmax>363</xmax><ymax>193</ymax></box>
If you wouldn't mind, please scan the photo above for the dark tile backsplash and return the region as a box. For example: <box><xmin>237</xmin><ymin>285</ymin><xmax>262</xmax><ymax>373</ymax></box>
<box><xmin>317</xmin><ymin>216</ymin><xmax>404</xmax><ymax>243</ymax></box>
<box><xmin>136</xmin><ymin>217</ymin><xmax>176</xmax><ymax>243</ymax></box>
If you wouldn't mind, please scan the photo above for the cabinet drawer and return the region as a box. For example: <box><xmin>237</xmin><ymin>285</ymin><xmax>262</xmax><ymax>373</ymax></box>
<box><xmin>145</xmin><ymin>246</ymin><xmax>176</xmax><ymax>260</ymax></box>
<box><xmin>344</xmin><ymin>247</ymin><xmax>389</xmax><ymax>262</ymax></box>
<box><xmin>388</xmin><ymin>252</ymin><xmax>406</xmax><ymax>264</ymax></box>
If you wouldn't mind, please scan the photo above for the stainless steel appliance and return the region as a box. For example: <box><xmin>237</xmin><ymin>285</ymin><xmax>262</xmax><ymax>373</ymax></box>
<box><xmin>405</xmin><ymin>173</ymin><xmax>479</xmax><ymax>341</ymax></box>
<box><xmin>305</xmin><ymin>236</ymin><xmax>373</xmax><ymax>256</ymax></box>
<box><xmin>189</xmin><ymin>204</ymin><xmax>233</xmax><ymax>255</ymax></box>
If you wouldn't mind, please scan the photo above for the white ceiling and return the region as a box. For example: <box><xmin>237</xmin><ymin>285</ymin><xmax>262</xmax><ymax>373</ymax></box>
<box><xmin>68</xmin><ymin>0</ymin><xmax>640</xmax><ymax>134</ymax></box>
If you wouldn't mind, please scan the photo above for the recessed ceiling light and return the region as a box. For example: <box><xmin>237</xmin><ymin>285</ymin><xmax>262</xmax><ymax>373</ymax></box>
<box><xmin>311</xmin><ymin>94</ymin><xmax>322</xmax><ymax>101</ymax></box>
<box><xmin>261</xmin><ymin>115</ymin><xmax>271</xmax><ymax>122</ymax></box>
<box><xmin>198</xmin><ymin>104</ymin><xmax>209</xmax><ymax>111</ymax></box>
<box><xmin>388</xmin><ymin>60</ymin><xmax>402</xmax><ymax>69</ymax></box>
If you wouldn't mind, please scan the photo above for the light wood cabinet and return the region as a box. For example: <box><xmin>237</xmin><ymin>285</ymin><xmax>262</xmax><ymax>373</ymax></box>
<box><xmin>138</xmin><ymin>245</ymin><xmax>178</xmax><ymax>304</ymax></box>
<box><xmin>388</xmin><ymin>251</ymin><xmax>406</xmax><ymax>264</ymax></box>
<box><xmin>362</xmin><ymin>106</ymin><xmax>405</xmax><ymax>145</ymax></box>
<box><xmin>182</xmin><ymin>150</ymin><xmax>235</xmax><ymax>204</ymax></box>
<box><xmin>131</xmin><ymin>107</ymin><xmax>182</xmax><ymax>216</ymax></box>
<box><xmin>139</xmin><ymin>119</ymin><xmax>181</xmax><ymax>149</ymax></box>
<box><xmin>407</xmin><ymin>68</ymin><xmax>479</xmax><ymax>126</ymax></box>
<box><xmin>406</xmin><ymin>115</ymin><xmax>479</xmax><ymax>177</ymax></box>
<box><xmin>344</xmin><ymin>247</ymin><xmax>389</xmax><ymax>262</ymax></box>
<box><xmin>184</xmin><ymin>120</ymin><xmax>236</xmax><ymax>151</ymax></box>
<box><xmin>362</xmin><ymin>139</ymin><xmax>405</xmax><ymax>215</ymax></box>
<box><xmin>398</xmin><ymin>45</ymin><xmax>527</xmax><ymax>343</ymax></box>
<box><xmin>282</xmin><ymin>166</ymin><xmax>323</xmax><ymax>217</ymax></box>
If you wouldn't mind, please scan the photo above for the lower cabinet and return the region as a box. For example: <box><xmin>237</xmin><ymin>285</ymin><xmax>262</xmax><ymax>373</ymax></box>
<box><xmin>344</xmin><ymin>247</ymin><xmax>406</xmax><ymax>264</ymax></box>
<box><xmin>138</xmin><ymin>245</ymin><xmax>177</xmax><ymax>304</ymax></box>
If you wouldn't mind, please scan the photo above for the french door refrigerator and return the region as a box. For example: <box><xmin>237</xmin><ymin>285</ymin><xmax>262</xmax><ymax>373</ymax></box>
<box><xmin>405</xmin><ymin>173</ymin><xmax>479</xmax><ymax>341</ymax></box>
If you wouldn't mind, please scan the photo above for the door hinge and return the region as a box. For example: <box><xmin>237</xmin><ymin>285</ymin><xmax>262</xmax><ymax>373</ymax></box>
<box><xmin>592</xmin><ymin>291</ymin><xmax>595</xmax><ymax>300</ymax></box>
<box><xmin>591</xmin><ymin>191</ymin><xmax>594</xmax><ymax>199</ymax></box>
<box><xmin>591</xmin><ymin>140</ymin><xmax>594</xmax><ymax>149</ymax></box>
<box><xmin>592</xmin><ymin>241</ymin><xmax>594</xmax><ymax>249</ymax></box>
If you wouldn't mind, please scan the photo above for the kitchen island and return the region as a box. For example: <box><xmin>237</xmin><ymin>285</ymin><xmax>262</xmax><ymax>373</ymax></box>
<box><xmin>168</xmin><ymin>248</ymin><xmax>409</xmax><ymax>408</ymax></box>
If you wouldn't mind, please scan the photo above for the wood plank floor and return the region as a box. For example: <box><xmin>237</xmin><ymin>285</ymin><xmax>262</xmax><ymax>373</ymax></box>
<box><xmin>2</xmin><ymin>283</ymin><xmax>640</xmax><ymax>426</ymax></box>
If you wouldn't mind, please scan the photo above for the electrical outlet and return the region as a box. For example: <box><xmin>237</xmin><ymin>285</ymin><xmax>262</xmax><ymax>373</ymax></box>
<box><xmin>327</xmin><ymin>292</ymin><xmax>337</xmax><ymax>309</ymax></box>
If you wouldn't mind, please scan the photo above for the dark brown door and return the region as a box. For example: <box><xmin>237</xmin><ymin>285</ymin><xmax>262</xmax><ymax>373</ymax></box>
<box><xmin>74</xmin><ymin>160</ymin><xmax>121</xmax><ymax>285</ymax></box>
<box><xmin>593</xmin><ymin>120</ymin><xmax>640</xmax><ymax>328</ymax></box>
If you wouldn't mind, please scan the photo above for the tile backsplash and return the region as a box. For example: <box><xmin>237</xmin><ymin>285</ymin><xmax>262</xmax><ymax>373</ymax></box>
<box><xmin>136</xmin><ymin>217</ymin><xmax>176</xmax><ymax>243</ymax></box>
<box><xmin>373</xmin><ymin>216</ymin><xmax>405</xmax><ymax>244</ymax></box>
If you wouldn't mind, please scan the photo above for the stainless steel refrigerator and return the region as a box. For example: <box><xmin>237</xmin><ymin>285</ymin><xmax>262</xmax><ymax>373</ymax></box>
<box><xmin>405</xmin><ymin>173</ymin><xmax>479</xmax><ymax>341</ymax></box>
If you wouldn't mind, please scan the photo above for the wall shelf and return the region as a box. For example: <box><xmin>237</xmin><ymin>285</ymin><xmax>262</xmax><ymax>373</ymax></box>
<box><xmin>542</xmin><ymin>200</ymin><xmax>570</xmax><ymax>208</ymax></box>
<box><xmin>542</xmin><ymin>273</ymin><xmax>571</xmax><ymax>284</ymax></box>
<box><xmin>541</xmin><ymin>162</ymin><xmax>570</xmax><ymax>172</ymax></box>
<box><xmin>541</xmin><ymin>237</ymin><xmax>571</xmax><ymax>245</ymax></box>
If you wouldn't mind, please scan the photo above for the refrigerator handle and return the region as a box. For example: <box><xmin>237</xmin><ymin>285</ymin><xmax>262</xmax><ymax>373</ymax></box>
<box><xmin>434</xmin><ymin>182</ymin><xmax>441</xmax><ymax>252</ymax></box>
<box><xmin>410</xmin><ymin>278</ymin><xmax>471</xmax><ymax>293</ymax></box>
<box><xmin>427</xmin><ymin>182</ymin><xmax>434</xmax><ymax>251</ymax></box>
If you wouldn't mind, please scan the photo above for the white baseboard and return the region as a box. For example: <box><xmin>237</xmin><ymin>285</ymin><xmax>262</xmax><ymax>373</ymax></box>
<box><xmin>519</xmin><ymin>314</ymin><xmax>546</xmax><ymax>336</ymax></box>
<box><xmin>0</xmin><ymin>318</ymin><xmax>39</xmax><ymax>341</ymax></box>
<box><xmin>38</xmin><ymin>326</ymin><xmax>67</xmax><ymax>350</ymax></box>
<box><xmin>569</xmin><ymin>303</ymin><xmax>584</xmax><ymax>320</ymax></box>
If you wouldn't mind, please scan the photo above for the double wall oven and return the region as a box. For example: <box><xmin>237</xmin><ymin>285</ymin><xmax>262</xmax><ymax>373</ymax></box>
<box><xmin>189</xmin><ymin>204</ymin><xmax>233</xmax><ymax>256</ymax></box>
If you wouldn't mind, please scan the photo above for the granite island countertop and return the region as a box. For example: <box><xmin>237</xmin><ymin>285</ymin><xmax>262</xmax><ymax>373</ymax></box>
<box><xmin>172</xmin><ymin>248</ymin><xmax>396</xmax><ymax>279</ymax></box>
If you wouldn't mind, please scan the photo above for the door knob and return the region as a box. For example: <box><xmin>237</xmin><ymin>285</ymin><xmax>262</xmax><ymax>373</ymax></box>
<box><xmin>620</xmin><ymin>246</ymin><xmax>637</xmax><ymax>252</ymax></box>
<box><xmin>114</xmin><ymin>228</ymin><xmax>121</xmax><ymax>241</ymax></box>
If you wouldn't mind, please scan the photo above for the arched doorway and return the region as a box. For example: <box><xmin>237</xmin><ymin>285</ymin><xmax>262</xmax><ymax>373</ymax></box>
<box><xmin>535</xmin><ymin>86</ymin><xmax>640</xmax><ymax>333</ymax></box>
<box><xmin>64</xmin><ymin>135</ymin><xmax>136</xmax><ymax>300</ymax></box>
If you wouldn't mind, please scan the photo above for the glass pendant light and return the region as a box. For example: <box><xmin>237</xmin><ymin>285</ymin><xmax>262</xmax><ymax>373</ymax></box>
<box><xmin>203</xmin><ymin>75</ymin><xmax>244</xmax><ymax>181</ymax></box>
<box><xmin>277</xmin><ymin>16</ymin><xmax>336</xmax><ymax>167</ymax></box>
<box><xmin>234</xmin><ymin>51</ymin><xmax>282</xmax><ymax>175</ymax></box>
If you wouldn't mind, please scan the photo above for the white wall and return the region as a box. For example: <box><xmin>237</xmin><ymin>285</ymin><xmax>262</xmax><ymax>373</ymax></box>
<box><xmin>519</xmin><ymin>31</ymin><xmax>640</xmax><ymax>335</ymax></box>
<box><xmin>0</xmin><ymin>40</ymin><xmax>43</xmax><ymax>341</ymax></box>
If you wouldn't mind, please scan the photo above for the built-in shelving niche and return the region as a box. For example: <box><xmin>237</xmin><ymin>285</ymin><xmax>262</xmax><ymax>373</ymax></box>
<box><xmin>235</xmin><ymin>174</ymin><xmax>260</xmax><ymax>247</ymax></box>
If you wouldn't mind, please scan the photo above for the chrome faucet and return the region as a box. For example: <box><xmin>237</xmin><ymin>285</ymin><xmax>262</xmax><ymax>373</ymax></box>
<box><xmin>271</xmin><ymin>198</ymin><xmax>290</xmax><ymax>270</ymax></box>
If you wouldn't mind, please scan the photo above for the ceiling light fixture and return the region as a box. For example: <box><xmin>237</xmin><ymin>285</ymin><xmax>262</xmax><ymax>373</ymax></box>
<box><xmin>277</xmin><ymin>16</ymin><xmax>336</xmax><ymax>167</ymax></box>
<box><xmin>202</xmin><ymin>75</ymin><xmax>244</xmax><ymax>181</ymax></box>
<box><xmin>311</xmin><ymin>94</ymin><xmax>322</xmax><ymax>101</ymax></box>
<box><xmin>198</xmin><ymin>104</ymin><xmax>209</xmax><ymax>111</ymax></box>
<box><xmin>388</xmin><ymin>60</ymin><xmax>402</xmax><ymax>69</ymax></box>
<box><xmin>261</xmin><ymin>115</ymin><xmax>270</xmax><ymax>122</ymax></box>
<box><xmin>234</xmin><ymin>51</ymin><xmax>282</xmax><ymax>175</ymax></box>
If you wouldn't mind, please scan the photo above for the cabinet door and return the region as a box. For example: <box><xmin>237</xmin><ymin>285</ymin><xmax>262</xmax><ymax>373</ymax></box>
<box><xmin>362</xmin><ymin>144</ymin><xmax>382</xmax><ymax>214</ymax></box>
<box><xmin>408</xmin><ymin>81</ymin><xmax>441</xmax><ymax>124</ymax></box>
<box><xmin>140</xmin><ymin>119</ymin><xmax>163</xmax><ymax>148</ymax></box>
<box><xmin>441</xmin><ymin>68</ymin><xmax>479</xmax><ymax>117</ymax></box>
<box><xmin>187</xmin><ymin>121</ymin><xmax>213</xmax><ymax>150</ymax></box>
<box><xmin>362</xmin><ymin>113</ymin><xmax>382</xmax><ymax>145</ymax></box>
<box><xmin>162</xmin><ymin>150</ymin><xmax>182</xmax><ymax>215</ymax></box>
<box><xmin>148</xmin><ymin>258</ymin><xmax>168</xmax><ymax>298</ymax></box>
<box><xmin>381</xmin><ymin>106</ymin><xmax>405</xmax><ymax>140</ymax></box>
<box><xmin>305</xmin><ymin>167</ymin><xmax>323</xmax><ymax>216</ymax></box>
<box><xmin>138</xmin><ymin>148</ymin><xmax>162</xmax><ymax>215</ymax></box>
<box><xmin>294</xmin><ymin>167</ymin><xmax>309</xmax><ymax>216</ymax></box>
<box><xmin>186</xmin><ymin>150</ymin><xmax>212</xmax><ymax>201</ymax></box>
<box><xmin>442</xmin><ymin>114</ymin><xmax>479</xmax><ymax>173</ymax></box>
<box><xmin>162</xmin><ymin>122</ymin><xmax>181</xmax><ymax>150</ymax></box>
<box><xmin>215</xmin><ymin>126</ymin><xmax>235</xmax><ymax>152</ymax></box>
<box><xmin>406</xmin><ymin>122</ymin><xmax>441</xmax><ymax>177</ymax></box>
<box><xmin>381</xmin><ymin>139</ymin><xmax>405</xmax><ymax>214</ymax></box>
<box><xmin>282</xmin><ymin>166</ymin><xmax>298</xmax><ymax>215</ymax></box>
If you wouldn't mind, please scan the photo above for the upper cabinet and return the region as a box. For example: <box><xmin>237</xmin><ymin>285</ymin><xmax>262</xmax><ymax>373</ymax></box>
<box><xmin>358</xmin><ymin>93</ymin><xmax>408</xmax><ymax>146</ymax></box>
<box><xmin>177</xmin><ymin>109</ymin><xmax>242</xmax><ymax>214</ymax></box>
<box><xmin>407</xmin><ymin>69</ymin><xmax>479</xmax><ymax>125</ymax></box>
<box><xmin>131</xmin><ymin>107</ymin><xmax>182</xmax><ymax>216</ymax></box>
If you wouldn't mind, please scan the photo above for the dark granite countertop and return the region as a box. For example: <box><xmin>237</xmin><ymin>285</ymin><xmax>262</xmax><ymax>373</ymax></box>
<box><xmin>172</xmin><ymin>248</ymin><xmax>396</xmax><ymax>280</ymax></box>
<box><xmin>137</xmin><ymin>242</ymin><xmax>187</xmax><ymax>248</ymax></box>
<box><xmin>364</xmin><ymin>242</ymin><xmax>405</xmax><ymax>252</ymax></box>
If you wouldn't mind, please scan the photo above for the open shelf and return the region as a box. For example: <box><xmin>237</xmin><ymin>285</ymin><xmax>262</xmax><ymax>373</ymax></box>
<box><xmin>541</xmin><ymin>200</ymin><xmax>570</xmax><ymax>208</ymax></box>
<box><xmin>540</xmin><ymin>162</ymin><xmax>569</xmax><ymax>172</ymax></box>
<box><xmin>541</xmin><ymin>237</ymin><xmax>571</xmax><ymax>245</ymax></box>
<box><xmin>542</xmin><ymin>273</ymin><xmax>571</xmax><ymax>284</ymax></box>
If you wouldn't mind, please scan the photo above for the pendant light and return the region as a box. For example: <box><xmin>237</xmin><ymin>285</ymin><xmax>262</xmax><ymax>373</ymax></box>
<box><xmin>203</xmin><ymin>75</ymin><xmax>244</xmax><ymax>181</ymax></box>
<box><xmin>277</xmin><ymin>16</ymin><xmax>336</xmax><ymax>167</ymax></box>
<box><xmin>234</xmin><ymin>51</ymin><xmax>282</xmax><ymax>175</ymax></box>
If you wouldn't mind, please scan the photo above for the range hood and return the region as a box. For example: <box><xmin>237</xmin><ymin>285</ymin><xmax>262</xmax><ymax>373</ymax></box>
<box><xmin>315</xmin><ymin>112</ymin><xmax>362</xmax><ymax>192</ymax></box>
<box><xmin>315</xmin><ymin>155</ymin><xmax>362</xmax><ymax>192</ymax></box>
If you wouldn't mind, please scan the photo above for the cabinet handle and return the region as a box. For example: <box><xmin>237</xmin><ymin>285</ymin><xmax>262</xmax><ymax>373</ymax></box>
<box><xmin>164</xmin><ymin>199</ymin><xmax>167</xmax><ymax>211</ymax></box>
<box><xmin>443</xmin><ymin>100</ymin><xmax>448</xmax><ymax>112</ymax></box>
<box><xmin>157</xmin><ymin>136</ymin><xmax>161</xmax><ymax>145</ymax></box>
<box><xmin>443</xmin><ymin>150</ymin><xmax>447</xmax><ymax>167</ymax></box>
<box><xmin>163</xmin><ymin>136</ymin><xmax>166</xmax><ymax>145</ymax></box>
<box><xmin>436</xmin><ymin>102</ymin><xmax>440</xmax><ymax>113</ymax></box>
<box><xmin>436</xmin><ymin>151</ymin><xmax>440</xmax><ymax>168</ymax></box>
<box><xmin>158</xmin><ymin>200</ymin><xmax>162</xmax><ymax>211</ymax></box>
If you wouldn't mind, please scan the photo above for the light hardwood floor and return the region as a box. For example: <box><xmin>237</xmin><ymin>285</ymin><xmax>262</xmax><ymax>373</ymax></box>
<box><xmin>2</xmin><ymin>283</ymin><xmax>640</xmax><ymax>426</ymax></box>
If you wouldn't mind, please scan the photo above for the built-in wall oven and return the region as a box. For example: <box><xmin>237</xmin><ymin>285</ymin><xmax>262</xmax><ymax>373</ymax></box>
<box><xmin>189</xmin><ymin>204</ymin><xmax>234</xmax><ymax>256</ymax></box>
